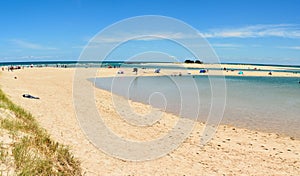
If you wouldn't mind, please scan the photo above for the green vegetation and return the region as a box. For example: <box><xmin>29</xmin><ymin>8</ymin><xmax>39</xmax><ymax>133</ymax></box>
<box><xmin>184</xmin><ymin>59</ymin><xmax>203</xmax><ymax>64</ymax></box>
<box><xmin>0</xmin><ymin>88</ymin><xmax>81</xmax><ymax>175</ymax></box>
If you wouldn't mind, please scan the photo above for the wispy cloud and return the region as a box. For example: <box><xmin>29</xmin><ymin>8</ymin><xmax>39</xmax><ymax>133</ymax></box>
<box><xmin>278</xmin><ymin>46</ymin><xmax>300</xmax><ymax>50</ymax></box>
<box><xmin>89</xmin><ymin>32</ymin><xmax>190</xmax><ymax>44</ymax></box>
<box><xmin>200</xmin><ymin>24</ymin><xmax>300</xmax><ymax>38</ymax></box>
<box><xmin>71</xmin><ymin>45</ymin><xmax>85</xmax><ymax>49</ymax></box>
<box><xmin>211</xmin><ymin>43</ymin><xmax>243</xmax><ymax>48</ymax></box>
<box><xmin>10</xmin><ymin>39</ymin><xmax>57</xmax><ymax>50</ymax></box>
<box><xmin>1</xmin><ymin>55</ymin><xmax>60</xmax><ymax>61</ymax></box>
<box><xmin>78</xmin><ymin>23</ymin><xmax>300</xmax><ymax>59</ymax></box>
<box><xmin>83</xmin><ymin>24</ymin><xmax>300</xmax><ymax>46</ymax></box>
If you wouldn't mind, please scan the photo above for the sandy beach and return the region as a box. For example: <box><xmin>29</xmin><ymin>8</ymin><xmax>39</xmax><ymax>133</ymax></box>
<box><xmin>0</xmin><ymin>66</ymin><xmax>299</xmax><ymax>175</ymax></box>
<box><xmin>137</xmin><ymin>63</ymin><xmax>300</xmax><ymax>77</ymax></box>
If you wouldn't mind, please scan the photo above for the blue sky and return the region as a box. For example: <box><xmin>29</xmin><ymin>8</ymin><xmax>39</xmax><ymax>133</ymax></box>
<box><xmin>1</xmin><ymin>0</ymin><xmax>300</xmax><ymax>65</ymax></box>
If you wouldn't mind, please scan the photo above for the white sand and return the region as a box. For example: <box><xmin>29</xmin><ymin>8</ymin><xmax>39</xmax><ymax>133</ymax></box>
<box><xmin>0</xmin><ymin>67</ymin><xmax>299</xmax><ymax>175</ymax></box>
<box><xmin>137</xmin><ymin>63</ymin><xmax>300</xmax><ymax>77</ymax></box>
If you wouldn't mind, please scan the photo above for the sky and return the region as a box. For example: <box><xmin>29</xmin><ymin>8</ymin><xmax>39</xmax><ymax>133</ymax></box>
<box><xmin>1</xmin><ymin>0</ymin><xmax>300</xmax><ymax>65</ymax></box>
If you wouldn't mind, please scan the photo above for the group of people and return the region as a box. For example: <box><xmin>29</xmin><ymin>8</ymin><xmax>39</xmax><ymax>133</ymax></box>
<box><xmin>1</xmin><ymin>66</ymin><xmax>23</xmax><ymax>71</ymax></box>
<box><xmin>1</xmin><ymin>64</ymin><xmax>36</xmax><ymax>72</ymax></box>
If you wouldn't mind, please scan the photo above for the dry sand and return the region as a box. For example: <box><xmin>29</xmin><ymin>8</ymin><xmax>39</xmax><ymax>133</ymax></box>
<box><xmin>0</xmin><ymin>67</ymin><xmax>299</xmax><ymax>175</ymax></box>
<box><xmin>144</xmin><ymin>63</ymin><xmax>300</xmax><ymax>71</ymax></box>
<box><xmin>138</xmin><ymin>63</ymin><xmax>300</xmax><ymax>77</ymax></box>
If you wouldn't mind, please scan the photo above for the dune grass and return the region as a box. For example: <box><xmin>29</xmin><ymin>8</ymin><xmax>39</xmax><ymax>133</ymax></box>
<box><xmin>0</xmin><ymin>88</ymin><xmax>82</xmax><ymax>175</ymax></box>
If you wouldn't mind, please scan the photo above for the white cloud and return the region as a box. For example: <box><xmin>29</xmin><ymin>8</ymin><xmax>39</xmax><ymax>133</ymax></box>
<box><xmin>2</xmin><ymin>55</ymin><xmax>59</xmax><ymax>60</ymax></box>
<box><xmin>200</xmin><ymin>24</ymin><xmax>300</xmax><ymax>38</ymax></box>
<box><xmin>211</xmin><ymin>43</ymin><xmax>243</xmax><ymax>48</ymax></box>
<box><xmin>10</xmin><ymin>39</ymin><xmax>57</xmax><ymax>50</ymax></box>
<box><xmin>82</xmin><ymin>24</ymin><xmax>300</xmax><ymax>46</ymax></box>
<box><xmin>278</xmin><ymin>46</ymin><xmax>300</xmax><ymax>50</ymax></box>
<box><xmin>0</xmin><ymin>55</ymin><xmax>61</xmax><ymax>62</ymax></box>
<box><xmin>88</xmin><ymin>32</ymin><xmax>191</xmax><ymax>44</ymax></box>
<box><xmin>71</xmin><ymin>45</ymin><xmax>85</xmax><ymax>49</ymax></box>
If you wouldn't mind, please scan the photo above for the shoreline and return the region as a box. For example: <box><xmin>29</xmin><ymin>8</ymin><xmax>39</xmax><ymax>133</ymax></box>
<box><xmin>0</xmin><ymin>67</ymin><xmax>299</xmax><ymax>175</ymax></box>
<box><xmin>97</xmin><ymin>84</ymin><xmax>300</xmax><ymax>140</ymax></box>
<box><xmin>1</xmin><ymin>62</ymin><xmax>300</xmax><ymax>76</ymax></box>
<box><xmin>94</xmin><ymin>68</ymin><xmax>300</xmax><ymax>140</ymax></box>
<box><xmin>1</xmin><ymin>67</ymin><xmax>300</xmax><ymax>138</ymax></box>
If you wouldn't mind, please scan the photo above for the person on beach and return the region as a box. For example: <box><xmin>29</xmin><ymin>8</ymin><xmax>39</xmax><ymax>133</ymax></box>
<box><xmin>268</xmin><ymin>72</ymin><xmax>272</xmax><ymax>75</ymax></box>
<box><xmin>133</xmin><ymin>68</ymin><xmax>138</xmax><ymax>74</ymax></box>
<box><xmin>22</xmin><ymin>94</ymin><xmax>40</xmax><ymax>99</ymax></box>
<box><xmin>154</xmin><ymin>68</ymin><xmax>160</xmax><ymax>73</ymax></box>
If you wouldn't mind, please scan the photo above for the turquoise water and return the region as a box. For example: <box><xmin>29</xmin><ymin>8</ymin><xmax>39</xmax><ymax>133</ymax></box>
<box><xmin>93</xmin><ymin>75</ymin><xmax>300</xmax><ymax>139</ymax></box>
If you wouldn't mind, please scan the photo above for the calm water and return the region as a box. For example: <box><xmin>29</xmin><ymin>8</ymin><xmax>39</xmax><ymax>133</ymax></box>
<box><xmin>93</xmin><ymin>75</ymin><xmax>300</xmax><ymax>139</ymax></box>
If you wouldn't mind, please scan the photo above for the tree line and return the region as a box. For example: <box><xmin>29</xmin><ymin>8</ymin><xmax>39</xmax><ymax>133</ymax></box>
<box><xmin>184</xmin><ymin>59</ymin><xmax>203</xmax><ymax>64</ymax></box>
